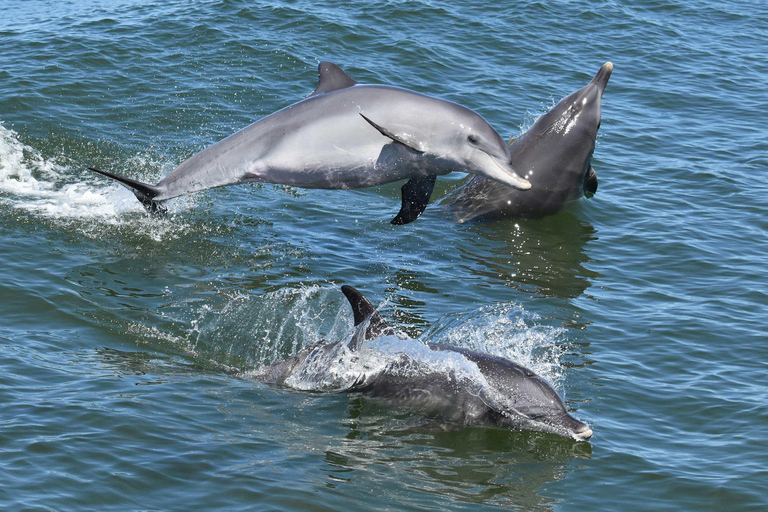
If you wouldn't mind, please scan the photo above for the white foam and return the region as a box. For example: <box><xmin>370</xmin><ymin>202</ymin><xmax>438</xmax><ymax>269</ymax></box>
<box><xmin>0</xmin><ymin>123</ymin><xmax>200</xmax><ymax>241</ymax></box>
<box><xmin>0</xmin><ymin>123</ymin><xmax>142</xmax><ymax>218</ymax></box>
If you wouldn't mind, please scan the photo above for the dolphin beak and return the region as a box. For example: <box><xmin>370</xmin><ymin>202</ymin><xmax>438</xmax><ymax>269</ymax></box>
<box><xmin>572</xmin><ymin>423</ymin><xmax>593</xmax><ymax>441</ymax></box>
<box><xmin>592</xmin><ymin>62</ymin><xmax>613</xmax><ymax>96</ymax></box>
<box><xmin>487</xmin><ymin>156</ymin><xmax>531</xmax><ymax>190</ymax></box>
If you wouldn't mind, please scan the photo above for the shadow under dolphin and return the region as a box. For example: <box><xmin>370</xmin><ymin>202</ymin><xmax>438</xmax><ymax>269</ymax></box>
<box><xmin>442</xmin><ymin>62</ymin><xmax>613</xmax><ymax>222</ymax></box>
<box><xmin>250</xmin><ymin>285</ymin><xmax>592</xmax><ymax>441</ymax></box>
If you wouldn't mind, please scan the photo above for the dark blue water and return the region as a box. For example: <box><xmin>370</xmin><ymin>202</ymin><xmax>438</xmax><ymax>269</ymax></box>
<box><xmin>2</xmin><ymin>1</ymin><xmax>767</xmax><ymax>510</ymax></box>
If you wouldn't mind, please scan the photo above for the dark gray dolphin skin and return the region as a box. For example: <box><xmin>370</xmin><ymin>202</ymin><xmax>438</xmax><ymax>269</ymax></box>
<box><xmin>443</xmin><ymin>62</ymin><xmax>612</xmax><ymax>222</ymax></box>
<box><xmin>254</xmin><ymin>285</ymin><xmax>593</xmax><ymax>441</ymax></box>
<box><xmin>89</xmin><ymin>62</ymin><xmax>530</xmax><ymax>224</ymax></box>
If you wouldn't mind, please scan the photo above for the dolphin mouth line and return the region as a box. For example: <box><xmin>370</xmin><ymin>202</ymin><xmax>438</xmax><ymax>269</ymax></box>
<box><xmin>489</xmin><ymin>155</ymin><xmax>531</xmax><ymax>190</ymax></box>
<box><xmin>498</xmin><ymin>407</ymin><xmax>592</xmax><ymax>441</ymax></box>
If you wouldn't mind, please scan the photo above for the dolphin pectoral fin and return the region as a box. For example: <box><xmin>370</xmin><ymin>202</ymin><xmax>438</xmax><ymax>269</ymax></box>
<box><xmin>359</xmin><ymin>113</ymin><xmax>425</xmax><ymax>154</ymax></box>
<box><xmin>88</xmin><ymin>167</ymin><xmax>167</xmax><ymax>215</ymax></box>
<box><xmin>584</xmin><ymin>166</ymin><xmax>598</xmax><ymax>197</ymax></box>
<box><xmin>391</xmin><ymin>175</ymin><xmax>436</xmax><ymax>225</ymax></box>
<box><xmin>309</xmin><ymin>62</ymin><xmax>357</xmax><ymax>97</ymax></box>
<box><xmin>340</xmin><ymin>285</ymin><xmax>394</xmax><ymax>349</ymax></box>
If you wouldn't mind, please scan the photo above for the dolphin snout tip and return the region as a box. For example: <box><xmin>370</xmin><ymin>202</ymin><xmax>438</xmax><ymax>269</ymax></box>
<box><xmin>502</xmin><ymin>172</ymin><xmax>531</xmax><ymax>191</ymax></box>
<box><xmin>598</xmin><ymin>62</ymin><xmax>613</xmax><ymax>83</ymax></box>
<box><xmin>573</xmin><ymin>424</ymin><xmax>593</xmax><ymax>441</ymax></box>
<box><xmin>593</xmin><ymin>62</ymin><xmax>613</xmax><ymax>94</ymax></box>
<box><xmin>489</xmin><ymin>156</ymin><xmax>532</xmax><ymax>191</ymax></box>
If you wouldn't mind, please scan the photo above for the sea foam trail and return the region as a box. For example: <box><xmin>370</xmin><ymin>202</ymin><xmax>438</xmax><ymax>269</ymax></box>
<box><xmin>0</xmin><ymin>123</ymin><xmax>141</xmax><ymax>218</ymax></box>
<box><xmin>0</xmin><ymin>123</ymin><xmax>198</xmax><ymax>241</ymax></box>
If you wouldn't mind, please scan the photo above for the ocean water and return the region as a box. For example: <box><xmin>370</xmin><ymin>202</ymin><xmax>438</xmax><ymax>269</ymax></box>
<box><xmin>1</xmin><ymin>0</ymin><xmax>767</xmax><ymax>510</ymax></box>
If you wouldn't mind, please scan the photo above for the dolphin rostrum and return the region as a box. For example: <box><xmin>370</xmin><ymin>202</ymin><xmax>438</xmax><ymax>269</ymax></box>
<box><xmin>443</xmin><ymin>62</ymin><xmax>612</xmax><ymax>222</ymax></box>
<box><xmin>90</xmin><ymin>62</ymin><xmax>530</xmax><ymax>224</ymax></box>
<box><xmin>252</xmin><ymin>285</ymin><xmax>593</xmax><ymax>441</ymax></box>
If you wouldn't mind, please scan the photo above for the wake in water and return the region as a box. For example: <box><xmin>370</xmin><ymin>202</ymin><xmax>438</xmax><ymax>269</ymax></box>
<box><xmin>0</xmin><ymin>123</ymin><xmax>197</xmax><ymax>240</ymax></box>
<box><xmin>228</xmin><ymin>285</ymin><xmax>587</xmax><ymax>439</ymax></box>
<box><xmin>0</xmin><ymin>123</ymin><xmax>141</xmax><ymax>217</ymax></box>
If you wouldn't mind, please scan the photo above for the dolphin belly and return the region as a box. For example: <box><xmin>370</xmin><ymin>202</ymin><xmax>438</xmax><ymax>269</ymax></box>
<box><xmin>243</xmin><ymin>109</ymin><xmax>433</xmax><ymax>190</ymax></box>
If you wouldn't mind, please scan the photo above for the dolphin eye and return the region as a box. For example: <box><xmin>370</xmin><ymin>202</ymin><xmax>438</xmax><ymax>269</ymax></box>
<box><xmin>468</xmin><ymin>134</ymin><xmax>479</xmax><ymax>144</ymax></box>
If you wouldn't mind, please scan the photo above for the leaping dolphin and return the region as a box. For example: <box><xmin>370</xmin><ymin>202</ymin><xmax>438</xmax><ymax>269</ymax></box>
<box><xmin>90</xmin><ymin>62</ymin><xmax>530</xmax><ymax>224</ymax></box>
<box><xmin>442</xmin><ymin>62</ymin><xmax>612</xmax><ymax>221</ymax></box>
<box><xmin>253</xmin><ymin>285</ymin><xmax>593</xmax><ymax>441</ymax></box>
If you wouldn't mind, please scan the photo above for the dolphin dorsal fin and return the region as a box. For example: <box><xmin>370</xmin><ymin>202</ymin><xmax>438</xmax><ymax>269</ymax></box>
<box><xmin>309</xmin><ymin>62</ymin><xmax>357</xmax><ymax>97</ymax></box>
<box><xmin>341</xmin><ymin>285</ymin><xmax>393</xmax><ymax>350</ymax></box>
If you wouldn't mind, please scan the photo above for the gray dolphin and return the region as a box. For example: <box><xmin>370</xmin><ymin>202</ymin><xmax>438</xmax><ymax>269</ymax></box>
<box><xmin>442</xmin><ymin>62</ymin><xmax>612</xmax><ymax>222</ymax></box>
<box><xmin>253</xmin><ymin>285</ymin><xmax>593</xmax><ymax>441</ymax></box>
<box><xmin>90</xmin><ymin>62</ymin><xmax>530</xmax><ymax>224</ymax></box>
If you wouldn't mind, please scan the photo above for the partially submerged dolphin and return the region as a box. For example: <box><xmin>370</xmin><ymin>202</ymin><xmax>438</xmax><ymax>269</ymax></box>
<box><xmin>253</xmin><ymin>285</ymin><xmax>592</xmax><ymax>441</ymax></box>
<box><xmin>442</xmin><ymin>62</ymin><xmax>612</xmax><ymax>222</ymax></box>
<box><xmin>90</xmin><ymin>62</ymin><xmax>530</xmax><ymax>224</ymax></box>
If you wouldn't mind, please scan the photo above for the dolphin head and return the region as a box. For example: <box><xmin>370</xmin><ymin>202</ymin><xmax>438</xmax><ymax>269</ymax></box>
<box><xmin>442</xmin><ymin>62</ymin><xmax>612</xmax><ymax>220</ymax></box>
<box><xmin>462</xmin><ymin>351</ymin><xmax>592</xmax><ymax>440</ymax></box>
<box><xmin>560</xmin><ymin>61</ymin><xmax>612</xmax><ymax>149</ymax></box>
<box><xmin>451</xmin><ymin>109</ymin><xmax>531</xmax><ymax>191</ymax></box>
<box><xmin>492</xmin><ymin>369</ymin><xmax>592</xmax><ymax>441</ymax></box>
<box><xmin>529</xmin><ymin>62</ymin><xmax>612</xmax><ymax>198</ymax></box>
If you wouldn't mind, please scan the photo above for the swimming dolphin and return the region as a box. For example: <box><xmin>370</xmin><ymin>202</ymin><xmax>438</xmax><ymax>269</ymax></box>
<box><xmin>89</xmin><ymin>62</ymin><xmax>530</xmax><ymax>224</ymax></box>
<box><xmin>253</xmin><ymin>285</ymin><xmax>593</xmax><ymax>441</ymax></box>
<box><xmin>442</xmin><ymin>62</ymin><xmax>612</xmax><ymax>222</ymax></box>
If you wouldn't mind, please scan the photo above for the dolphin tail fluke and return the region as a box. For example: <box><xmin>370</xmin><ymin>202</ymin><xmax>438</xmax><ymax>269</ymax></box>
<box><xmin>88</xmin><ymin>167</ymin><xmax>167</xmax><ymax>214</ymax></box>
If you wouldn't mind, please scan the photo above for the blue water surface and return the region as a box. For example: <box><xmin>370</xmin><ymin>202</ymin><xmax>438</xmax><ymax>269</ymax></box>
<box><xmin>1</xmin><ymin>1</ymin><xmax>767</xmax><ymax>510</ymax></box>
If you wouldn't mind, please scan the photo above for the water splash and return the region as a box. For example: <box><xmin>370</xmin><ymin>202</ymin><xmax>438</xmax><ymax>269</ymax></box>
<box><xmin>0</xmin><ymin>123</ymin><xmax>139</xmax><ymax>216</ymax></box>
<box><xmin>189</xmin><ymin>285</ymin><xmax>354</xmax><ymax>368</ymax></box>
<box><xmin>421</xmin><ymin>303</ymin><xmax>566</xmax><ymax>392</ymax></box>
<box><xmin>281</xmin><ymin>333</ymin><xmax>492</xmax><ymax>395</ymax></box>
<box><xmin>516</xmin><ymin>99</ymin><xmax>559</xmax><ymax>140</ymax></box>
<box><xmin>230</xmin><ymin>290</ymin><xmax>567</xmax><ymax>397</ymax></box>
